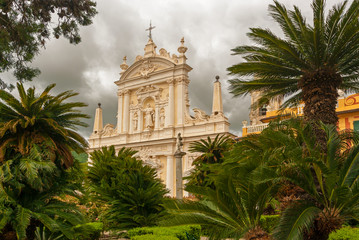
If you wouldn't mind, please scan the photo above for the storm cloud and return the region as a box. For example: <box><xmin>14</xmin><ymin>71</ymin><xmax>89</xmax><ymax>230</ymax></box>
<box><xmin>17</xmin><ymin>0</ymin><xmax>339</xmax><ymax>138</ymax></box>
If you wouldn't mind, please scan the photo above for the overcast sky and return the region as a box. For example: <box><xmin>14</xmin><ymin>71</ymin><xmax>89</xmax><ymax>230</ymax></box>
<box><xmin>17</xmin><ymin>0</ymin><xmax>339</xmax><ymax>138</ymax></box>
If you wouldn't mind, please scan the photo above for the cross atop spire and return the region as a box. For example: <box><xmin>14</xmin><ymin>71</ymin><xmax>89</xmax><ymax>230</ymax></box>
<box><xmin>146</xmin><ymin>20</ymin><xmax>156</xmax><ymax>40</ymax></box>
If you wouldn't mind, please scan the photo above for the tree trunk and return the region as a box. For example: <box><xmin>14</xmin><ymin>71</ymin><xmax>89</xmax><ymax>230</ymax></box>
<box><xmin>303</xmin><ymin>208</ymin><xmax>343</xmax><ymax>240</ymax></box>
<box><xmin>244</xmin><ymin>226</ymin><xmax>271</xmax><ymax>240</ymax></box>
<box><xmin>299</xmin><ymin>67</ymin><xmax>342</xmax><ymax>149</ymax></box>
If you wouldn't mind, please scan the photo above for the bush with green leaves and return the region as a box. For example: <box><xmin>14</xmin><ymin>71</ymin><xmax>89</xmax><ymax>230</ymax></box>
<box><xmin>131</xmin><ymin>234</ymin><xmax>179</xmax><ymax>240</ymax></box>
<box><xmin>73</xmin><ymin>222</ymin><xmax>103</xmax><ymax>240</ymax></box>
<box><xmin>128</xmin><ymin>225</ymin><xmax>201</xmax><ymax>240</ymax></box>
<box><xmin>88</xmin><ymin>146</ymin><xmax>168</xmax><ymax>230</ymax></box>
<box><xmin>328</xmin><ymin>227</ymin><xmax>359</xmax><ymax>240</ymax></box>
<box><xmin>260</xmin><ymin>215</ymin><xmax>280</xmax><ymax>233</ymax></box>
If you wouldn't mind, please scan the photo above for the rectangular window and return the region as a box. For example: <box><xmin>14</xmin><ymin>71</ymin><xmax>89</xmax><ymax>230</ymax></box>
<box><xmin>353</xmin><ymin>121</ymin><xmax>359</xmax><ymax>131</ymax></box>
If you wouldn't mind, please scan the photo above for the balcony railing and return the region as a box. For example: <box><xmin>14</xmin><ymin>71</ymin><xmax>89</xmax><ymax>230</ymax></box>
<box><xmin>246</xmin><ymin>123</ymin><xmax>269</xmax><ymax>134</ymax></box>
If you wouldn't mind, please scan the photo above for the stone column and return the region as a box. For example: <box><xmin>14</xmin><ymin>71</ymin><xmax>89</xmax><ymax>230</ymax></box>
<box><xmin>123</xmin><ymin>90</ymin><xmax>130</xmax><ymax>133</ymax></box>
<box><xmin>175</xmin><ymin>150</ymin><xmax>186</xmax><ymax>199</ymax></box>
<box><xmin>167</xmin><ymin>79</ymin><xmax>175</xmax><ymax>127</ymax></box>
<box><xmin>154</xmin><ymin>106</ymin><xmax>160</xmax><ymax>130</ymax></box>
<box><xmin>166</xmin><ymin>155</ymin><xmax>174</xmax><ymax>196</ymax></box>
<box><xmin>116</xmin><ymin>91</ymin><xmax>123</xmax><ymax>134</ymax></box>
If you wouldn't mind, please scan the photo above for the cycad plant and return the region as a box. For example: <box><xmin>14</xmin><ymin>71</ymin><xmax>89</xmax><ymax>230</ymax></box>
<box><xmin>0</xmin><ymin>83</ymin><xmax>89</xmax><ymax>239</ymax></box>
<box><xmin>272</xmin><ymin>124</ymin><xmax>359</xmax><ymax>240</ymax></box>
<box><xmin>0</xmin><ymin>82</ymin><xmax>89</xmax><ymax>168</ymax></box>
<box><xmin>186</xmin><ymin>134</ymin><xmax>233</xmax><ymax>189</ymax></box>
<box><xmin>163</xmin><ymin>172</ymin><xmax>276</xmax><ymax>240</ymax></box>
<box><xmin>88</xmin><ymin>146</ymin><xmax>168</xmax><ymax>230</ymax></box>
<box><xmin>228</xmin><ymin>0</ymin><xmax>359</xmax><ymax>144</ymax></box>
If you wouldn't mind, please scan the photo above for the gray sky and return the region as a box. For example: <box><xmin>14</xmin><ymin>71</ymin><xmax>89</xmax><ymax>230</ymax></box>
<box><xmin>19</xmin><ymin>0</ymin><xmax>339</xmax><ymax>138</ymax></box>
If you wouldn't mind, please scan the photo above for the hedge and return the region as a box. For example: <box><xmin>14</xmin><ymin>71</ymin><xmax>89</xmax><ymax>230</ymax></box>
<box><xmin>73</xmin><ymin>222</ymin><xmax>103</xmax><ymax>240</ymax></box>
<box><xmin>328</xmin><ymin>227</ymin><xmax>359</xmax><ymax>240</ymax></box>
<box><xmin>128</xmin><ymin>225</ymin><xmax>201</xmax><ymax>240</ymax></box>
<box><xmin>131</xmin><ymin>234</ymin><xmax>179</xmax><ymax>240</ymax></box>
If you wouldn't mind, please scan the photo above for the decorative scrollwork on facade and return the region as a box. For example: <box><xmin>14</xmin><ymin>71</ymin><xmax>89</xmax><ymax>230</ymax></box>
<box><xmin>345</xmin><ymin>94</ymin><xmax>359</xmax><ymax>106</ymax></box>
<box><xmin>193</xmin><ymin>108</ymin><xmax>209</xmax><ymax>122</ymax></box>
<box><xmin>101</xmin><ymin>124</ymin><xmax>116</xmax><ymax>137</ymax></box>
<box><xmin>138</xmin><ymin>60</ymin><xmax>158</xmax><ymax>79</ymax></box>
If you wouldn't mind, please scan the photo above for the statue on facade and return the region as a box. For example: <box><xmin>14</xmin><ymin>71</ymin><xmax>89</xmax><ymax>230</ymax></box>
<box><xmin>133</xmin><ymin>112</ymin><xmax>138</xmax><ymax>131</ymax></box>
<box><xmin>176</xmin><ymin>133</ymin><xmax>183</xmax><ymax>152</ymax></box>
<box><xmin>160</xmin><ymin>108</ymin><xmax>165</xmax><ymax>128</ymax></box>
<box><xmin>144</xmin><ymin>104</ymin><xmax>154</xmax><ymax>130</ymax></box>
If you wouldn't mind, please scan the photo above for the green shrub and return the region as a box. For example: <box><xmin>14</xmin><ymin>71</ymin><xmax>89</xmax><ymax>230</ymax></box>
<box><xmin>73</xmin><ymin>222</ymin><xmax>103</xmax><ymax>240</ymax></box>
<box><xmin>128</xmin><ymin>225</ymin><xmax>201</xmax><ymax>240</ymax></box>
<box><xmin>260</xmin><ymin>215</ymin><xmax>280</xmax><ymax>233</ymax></box>
<box><xmin>131</xmin><ymin>234</ymin><xmax>179</xmax><ymax>240</ymax></box>
<box><xmin>88</xmin><ymin>146</ymin><xmax>168</xmax><ymax>230</ymax></box>
<box><xmin>328</xmin><ymin>227</ymin><xmax>359</xmax><ymax>240</ymax></box>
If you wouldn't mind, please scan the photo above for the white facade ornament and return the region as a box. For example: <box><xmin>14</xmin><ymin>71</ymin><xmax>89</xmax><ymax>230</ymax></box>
<box><xmin>242</xmin><ymin>120</ymin><xmax>248</xmax><ymax>127</ymax></box>
<box><xmin>133</xmin><ymin>112</ymin><xmax>138</xmax><ymax>131</ymax></box>
<box><xmin>120</xmin><ymin>56</ymin><xmax>129</xmax><ymax>73</ymax></box>
<box><xmin>138</xmin><ymin>60</ymin><xmax>158</xmax><ymax>78</ymax></box>
<box><xmin>144</xmin><ymin>104</ymin><xmax>155</xmax><ymax>130</ymax></box>
<box><xmin>159</xmin><ymin>108</ymin><xmax>165</xmax><ymax>128</ymax></box>
<box><xmin>193</xmin><ymin>108</ymin><xmax>209</xmax><ymax>122</ymax></box>
<box><xmin>102</xmin><ymin>124</ymin><xmax>116</xmax><ymax>137</ymax></box>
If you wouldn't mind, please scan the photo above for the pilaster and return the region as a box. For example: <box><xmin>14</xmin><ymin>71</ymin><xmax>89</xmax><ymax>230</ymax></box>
<box><xmin>117</xmin><ymin>91</ymin><xmax>123</xmax><ymax>134</ymax></box>
<box><xmin>167</xmin><ymin>79</ymin><xmax>175</xmax><ymax>127</ymax></box>
<box><xmin>123</xmin><ymin>90</ymin><xmax>130</xmax><ymax>133</ymax></box>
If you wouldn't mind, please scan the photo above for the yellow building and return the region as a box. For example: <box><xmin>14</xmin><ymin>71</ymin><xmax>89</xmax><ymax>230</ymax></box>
<box><xmin>242</xmin><ymin>91</ymin><xmax>359</xmax><ymax>137</ymax></box>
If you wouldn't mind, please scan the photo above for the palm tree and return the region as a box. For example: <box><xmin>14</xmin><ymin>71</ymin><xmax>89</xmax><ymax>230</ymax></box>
<box><xmin>0</xmin><ymin>82</ymin><xmax>89</xmax><ymax>168</ymax></box>
<box><xmin>228</xmin><ymin>0</ymin><xmax>359</xmax><ymax>129</ymax></box>
<box><xmin>186</xmin><ymin>134</ymin><xmax>233</xmax><ymax>189</ymax></box>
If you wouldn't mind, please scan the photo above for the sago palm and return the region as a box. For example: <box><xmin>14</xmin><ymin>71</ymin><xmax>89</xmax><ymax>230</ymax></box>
<box><xmin>271</xmin><ymin>124</ymin><xmax>359</xmax><ymax>240</ymax></box>
<box><xmin>0</xmin><ymin>82</ymin><xmax>89</xmax><ymax>168</ymax></box>
<box><xmin>162</xmin><ymin>173</ymin><xmax>275</xmax><ymax>240</ymax></box>
<box><xmin>186</xmin><ymin>134</ymin><xmax>233</xmax><ymax>189</ymax></box>
<box><xmin>228</xmin><ymin>0</ymin><xmax>359</xmax><ymax>128</ymax></box>
<box><xmin>0</xmin><ymin>144</ymin><xmax>87</xmax><ymax>240</ymax></box>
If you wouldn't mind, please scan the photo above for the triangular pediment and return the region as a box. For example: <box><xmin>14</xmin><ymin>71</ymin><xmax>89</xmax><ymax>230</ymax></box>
<box><xmin>120</xmin><ymin>57</ymin><xmax>176</xmax><ymax>80</ymax></box>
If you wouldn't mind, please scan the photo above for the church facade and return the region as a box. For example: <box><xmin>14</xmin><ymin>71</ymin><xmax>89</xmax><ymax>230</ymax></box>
<box><xmin>88</xmin><ymin>37</ymin><xmax>231</xmax><ymax>197</ymax></box>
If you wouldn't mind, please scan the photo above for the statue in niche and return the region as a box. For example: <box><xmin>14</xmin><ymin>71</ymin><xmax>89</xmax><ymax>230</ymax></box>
<box><xmin>144</xmin><ymin>104</ymin><xmax>154</xmax><ymax>130</ymax></box>
<box><xmin>133</xmin><ymin>112</ymin><xmax>138</xmax><ymax>131</ymax></box>
<box><xmin>159</xmin><ymin>108</ymin><xmax>165</xmax><ymax>128</ymax></box>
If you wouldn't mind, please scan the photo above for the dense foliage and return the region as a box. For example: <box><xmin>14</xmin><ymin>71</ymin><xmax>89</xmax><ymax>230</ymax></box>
<box><xmin>88</xmin><ymin>146</ymin><xmax>168</xmax><ymax>230</ymax></box>
<box><xmin>0</xmin><ymin>0</ymin><xmax>97</xmax><ymax>89</ymax></box>
<box><xmin>0</xmin><ymin>83</ymin><xmax>89</xmax><ymax>239</ymax></box>
<box><xmin>128</xmin><ymin>225</ymin><xmax>201</xmax><ymax>240</ymax></box>
<box><xmin>185</xmin><ymin>134</ymin><xmax>233</xmax><ymax>189</ymax></box>
<box><xmin>163</xmin><ymin>118</ymin><xmax>359</xmax><ymax>240</ymax></box>
<box><xmin>228</xmin><ymin>0</ymin><xmax>359</xmax><ymax>131</ymax></box>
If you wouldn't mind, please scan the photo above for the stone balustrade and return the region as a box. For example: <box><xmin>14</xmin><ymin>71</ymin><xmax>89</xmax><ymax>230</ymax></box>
<box><xmin>245</xmin><ymin>123</ymin><xmax>269</xmax><ymax>134</ymax></box>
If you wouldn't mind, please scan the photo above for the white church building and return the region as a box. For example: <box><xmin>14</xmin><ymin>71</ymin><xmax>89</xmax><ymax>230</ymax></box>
<box><xmin>88</xmin><ymin>36</ymin><xmax>231</xmax><ymax>197</ymax></box>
